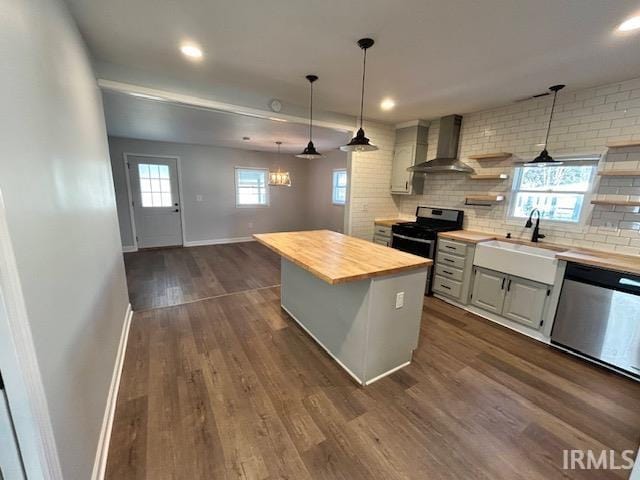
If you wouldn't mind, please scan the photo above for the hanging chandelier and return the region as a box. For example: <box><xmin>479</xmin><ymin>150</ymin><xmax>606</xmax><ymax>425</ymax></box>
<box><xmin>341</xmin><ymin>38</ymin><xmax>378</xmax><ymax>152</ymax></box>
<box><xmin>528</xmin><ymin>84</ymin><xmax>565</xmax><ymax>166</ymax></box>
<box><xmin>296</xmin><ymin>74</ymin><xmax>323</xmax><ymax>158</ymax></box>
<box><xmin>269</xmin><ymin>141</ymin><xmax>291</xmax><ymax>187</ymax></box>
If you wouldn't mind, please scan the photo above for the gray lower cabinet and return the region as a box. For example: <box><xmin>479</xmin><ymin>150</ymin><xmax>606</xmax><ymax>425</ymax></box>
<box><xmin>471</xmin><ymin>267</ymin><xmax>549</xmax><ymax>329</ymax></box>
<box><xmin>471</xmin><ymin>268</ymin><xmax>506</xmax><ymax>314</ymax></box>
<box><xmin>433</xmin><ymin>237</ymin><xmax>475</xmax><ymax>304</ymax></box>
<box><xmin>502</xmin><ymin>277</ymin><xmax>549</xmax><ymax>328</ymax></box>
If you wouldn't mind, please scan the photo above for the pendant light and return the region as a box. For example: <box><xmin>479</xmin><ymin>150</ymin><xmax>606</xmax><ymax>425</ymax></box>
<box><xmin>341</xmin><ymin>38</ymin><xmax>378</xmax><ymax>152</ymax></box>
<box><xmin>296</xmin><ymin>75</ymin><xmax>322</xmax><ymax>159</ymax></box>
<box><xmin>528</xmin><ymin>84</ymin><xmax>565</xmax><ymax>166</ymax></box>
<box><xmin>269</xmin><ymin>141</ymin><xmax>292</xmax><ymax>186</ymax></box>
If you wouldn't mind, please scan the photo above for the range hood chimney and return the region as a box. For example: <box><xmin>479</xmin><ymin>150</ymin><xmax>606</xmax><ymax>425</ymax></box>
<box><xmin>407</xmin><ymin>114</ymin><xmax>473</xmax><ymax>173</ymax></box>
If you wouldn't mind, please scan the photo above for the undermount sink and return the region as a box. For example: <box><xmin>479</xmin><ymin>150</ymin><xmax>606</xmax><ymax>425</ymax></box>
<box><xmin>473</xmin><ymin>240</ymin><xmax>563</xmax><ymax>285</ymax></box>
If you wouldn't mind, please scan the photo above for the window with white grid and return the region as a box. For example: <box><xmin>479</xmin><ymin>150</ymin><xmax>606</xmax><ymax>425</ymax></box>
<box><xmin>138</xmin><ymin>163</ymin><xmax>173</xmax><ymax>207</ymax></box>
<box><xmin>235</xmin><ymin>167</ymin><xmax>269</xmax><ymax>207</ymax></box>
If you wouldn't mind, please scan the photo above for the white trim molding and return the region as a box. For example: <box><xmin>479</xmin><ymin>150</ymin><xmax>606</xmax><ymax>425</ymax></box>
<box><xmin>122</xmin><ymin>246</ymin><xmax>137</xmax><ymax>253</ymax></box>
<box><xmin>91</xmin><ymin>303</ymin><xmax>133</xmax><ymax>480</ymax></box>
<box><xmin>0</xmin><ymin>188</ymin><xmax>63</xmax><ymax>479</ymax></box>
<box><xmin>184</xmin><ymin>237</ymin><xmax>255</xmax><ymax>247</ymax></box>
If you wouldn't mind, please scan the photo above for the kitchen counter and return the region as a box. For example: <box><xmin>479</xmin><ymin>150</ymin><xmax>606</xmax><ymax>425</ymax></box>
<box><xmin>254</xmin><ymin>229</ymin><xmax>430</xmax><ymax>284</ymax></box>
<box><xmin>374</xmin><ymin>218</ymin><xmax>413</xmax><ymax>228</ymax></box>
<box><xmin>439</xmin><ymin>230</ymin><xmax>640</xmax><ymax>275</ymax></box>
<box><xmin>254</xmin><ymin>229</ymin><xmax>430</xmax><ymax>386</ymax></box>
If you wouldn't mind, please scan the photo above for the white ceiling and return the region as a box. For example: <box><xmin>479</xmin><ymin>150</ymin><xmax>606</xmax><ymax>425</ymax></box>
<box><xmin>67</xmin><ymin>0</ymin><xmax>640</xmax><ymax>122</ymax></box>
<box><xmin>102</xmin><ymin>90</ymin><xmax>351</xmax><ymax>153</ymax></box>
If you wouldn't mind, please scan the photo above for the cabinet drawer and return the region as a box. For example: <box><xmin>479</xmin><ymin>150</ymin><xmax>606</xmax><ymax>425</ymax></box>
<box><xmin>374</xmin><ymin>225</ymin><xmax>392</xmax><ymax>237</ymax></box>
<box><xmin>433</xmin><ymin>275</ymin><xmax>462</xmax><ymax>298</ymax></box>
<box><xmin>373</xmin><ymin>236</ymin><xmax>390</xmax><ymax>247</ymax></box>
<box><xmin>435</xmin><ymin>263</ymin><xmax>464</xmax><ymax>282</ymax></box>
<box><xmin>438</xmin><ymin>238</ymin><xmax>467</xmax><ymax>256</ymax></box>
<box><xmin>437</xmin><ymin>252</ymin><xmax>466</xmax><ymax>269</ymax></box>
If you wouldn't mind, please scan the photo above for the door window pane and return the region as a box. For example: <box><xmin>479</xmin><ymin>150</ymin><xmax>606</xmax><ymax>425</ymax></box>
<box><xmin>332</xmin><ymin>169</ymin><xmax>347</xmax><ymax>205</ymax></box>
<box><xmin>138</xmin><ymin>163</ymin><xmax>173</xmax><ymax>207</ymax></box>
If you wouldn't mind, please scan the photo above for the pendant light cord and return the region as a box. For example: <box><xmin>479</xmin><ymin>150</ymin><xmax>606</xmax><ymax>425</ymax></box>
<box><xmin>359</xmin><ymin>48</ymin><xmax>367</xmax><ymax>129</ymax></box>
<box><xmin>309</xmin><ymin>81</ymin><xmax>313</xmax><ymax>141</ymax></box>
<box><xmin>543</xmin><ymin>89</ymin><xmax>559</xmax><ymax>149</ymax></box>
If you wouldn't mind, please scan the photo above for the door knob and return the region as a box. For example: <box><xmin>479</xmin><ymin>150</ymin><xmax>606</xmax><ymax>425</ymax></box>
<box><xmin>174</xmin><ymin>209</ymin><xmax>179</xmax><ymax>212</ymax></box>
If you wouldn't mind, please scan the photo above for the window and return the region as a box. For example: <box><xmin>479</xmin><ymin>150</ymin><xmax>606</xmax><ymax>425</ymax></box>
<box><xmin>138</xmin><ymin>163</ymin><xmax>173</xmax><ymax>207</ymax></box>
<box><xmin>235</xmin><ymin>167</ymin><xmax>269</xmax><ymax>206</ymax></box>
<box><xmin>332</xmin><ymin>169</ymin><xmax>347</xmax><ymax>205</ymax></box>
<box><xmin>508</xmin><ymin>164</ymin><xmax>597</xmax><ymax>223</ymax></box>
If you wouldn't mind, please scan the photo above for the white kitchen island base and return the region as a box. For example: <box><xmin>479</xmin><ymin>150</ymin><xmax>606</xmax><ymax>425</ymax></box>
<box><xmin>280</xmin><ymin>258</ymin><xmax>428</xmax><ymax>386</ymax></box>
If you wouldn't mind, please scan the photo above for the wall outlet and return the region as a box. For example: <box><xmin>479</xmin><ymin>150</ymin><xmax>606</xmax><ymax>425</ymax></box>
<box><xmin>196</xmin><ymin>194</ymin><xmax>203</xmax><ymax>202</ymax></box>
<box><xmin>395</xmin><ymin>291</ymin><xmax>405</xmax><ymax>309</ymax></box>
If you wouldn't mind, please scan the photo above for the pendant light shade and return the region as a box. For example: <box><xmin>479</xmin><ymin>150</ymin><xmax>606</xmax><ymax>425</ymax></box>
<box><xmin>341</xmin><ymin>38</ymin><xmax>378</xmax><ymax>152</ymax></box>
<box><xmin>296</xmin><ymin>75</ymin><xmax>323</xmax><ymax>159</ymax></box>
<box><xmin>528</xmin><ymin>84</ymin><xmax>565</xmax><ymax>166</ymax></box>
<box><xmin>269</xmin><ymin>141</ymin><xmax>292</xmax><ymax>186</ymax></box>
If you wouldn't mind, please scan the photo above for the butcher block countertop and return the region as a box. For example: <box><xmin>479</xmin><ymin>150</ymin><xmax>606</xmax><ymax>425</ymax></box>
<box><xmin>374</xmin><ymin>218</ymin><xmax>413</xmax><ymax>228</ymax></box>
<box><xmin>254</xmin><ymin>230</ymin><xmax>431</xmax><ymax>285</ymax></box>
<box><xmin>439</xmin><ymin>230</ymin><xmax>640</xmax><ymax>276</ymax></box>
<box><xmin>438</xmin><ymin>231</ymin><xmax>497</xmax><ymax>244</ymax></box>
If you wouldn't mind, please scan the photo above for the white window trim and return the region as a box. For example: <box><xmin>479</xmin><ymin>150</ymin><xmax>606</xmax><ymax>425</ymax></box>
<box><xmin>235</xmin><ymin>166</ymin><xmax>270</xmax><ymax>208</ymax></box>
<box><xmin>332</xmin><ymin>168</ymin><xmax>347</xmax><ymax>206</ymax></box>
<box><xmin>505</xmin><ymin>162</ymin><xmax>599</xmax><ymax>228</ymax></box>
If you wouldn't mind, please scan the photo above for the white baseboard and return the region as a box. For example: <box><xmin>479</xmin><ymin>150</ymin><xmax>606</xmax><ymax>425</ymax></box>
<box><xmin>91</xmin><ymin>303</ymin><xmax>133</xmax><ymax>480</ymax></box>
<box><xmin>184</xmin><ymin>236</ymin><xmax>255</xmax><ymax>247</ymax></box>
<box><xmin>121</xmin><ymin>245</ymin><xmax>137</xmax><ymax>253</ymax></box>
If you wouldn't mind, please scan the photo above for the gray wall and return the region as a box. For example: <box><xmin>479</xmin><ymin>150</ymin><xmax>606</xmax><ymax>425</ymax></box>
<box><xmin>0</xmin><ymin>0</ymin><xmax>130</xmax><ymax>478</ymax></box>
<box><xmin>308</xmin><ymin>149</ymin><xmax>347</xmax><ymax>232</ymax></box>
<box><xmin>109</xmin><ymin>137</ymin><xmax>345</xmax><ymax>245</ymax></box>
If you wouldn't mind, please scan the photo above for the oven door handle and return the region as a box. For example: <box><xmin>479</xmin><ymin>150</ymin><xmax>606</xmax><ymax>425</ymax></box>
<box><xmin>392</xmin><ymin>233</ymin><xmax>433</xmax><ymax>244</ymax></box>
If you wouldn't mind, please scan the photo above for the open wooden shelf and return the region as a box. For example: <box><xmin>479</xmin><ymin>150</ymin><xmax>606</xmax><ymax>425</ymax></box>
<box><xmin>606</xmin><ymin>140</ymin><xmax>640</xmax><ymax>149</ymax></box>
<box><xmin>467</xmin><ymin>152</ymin><xmax>512</xmax><ymax>160</ymax></box>
<box><xmin>591</xmin><ymin>199</ymin><xmax>640</xmax><ymax>207</ymax></box>
<box><xmin>597</xmin><ymin>170</ymin><xmax>639</xmax><ymax>177</ymax></box>
<box><xmin>465</xmin><ymin>195</ymin><xmax>505</xmax><ymax>203</ymax></box>
<box><xmin>469</xmin><ymin>174</ymin><xmax>509</xmax><ymax>180</ymax></box>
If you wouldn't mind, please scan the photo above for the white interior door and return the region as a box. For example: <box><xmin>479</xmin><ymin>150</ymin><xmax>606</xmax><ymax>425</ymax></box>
<box><xmin>128</xmin><ymin>155</ymin><xmax>183</xmax><ymax>249</ymax></box>
<box><xmin>0</xmin><ymin>377</ymin><xmax>26</xmax><ymax>480</ymax></box>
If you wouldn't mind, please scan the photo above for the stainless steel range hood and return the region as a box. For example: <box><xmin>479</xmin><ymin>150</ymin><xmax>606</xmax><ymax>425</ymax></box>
<box><xmin>407</xmin><ymin>114</ymin><xmax>473</xmax><ymax>173</ymax></box>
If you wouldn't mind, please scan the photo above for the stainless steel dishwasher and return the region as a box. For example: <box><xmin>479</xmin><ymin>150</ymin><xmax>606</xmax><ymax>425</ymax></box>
<box><xmin>552</xmin><ymin>263</ymin><xmax>640</xmax><ymax>379</ymax></box>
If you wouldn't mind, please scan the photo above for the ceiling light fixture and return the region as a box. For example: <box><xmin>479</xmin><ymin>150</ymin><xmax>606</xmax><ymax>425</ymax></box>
<box><xmin>180</xmin><ymin>44</ymin><xmax>203</xmax><ymax>59</ymax></box>
<box><xmin>341</xmin><ymin>38</ymin><xmax>378</xmax><ymax>152</ymax></box>
<box><xmin>269</xmin><ymin>141</ymin><xmax>292</xmax><ymax>187</ymax></box>
<box><xmin>380</xmin><ymin>98</ymin><xmax>395</xmax><ymax>111</ymax></box>
<box><xmin>296</xmin><ymin>75</ymin><xmax>323</xmax><ymax>159</ymax></box>
<box><xmin>618</xmin><ymin>15</ymin><xmax>640</xmax><ymax>32</ymax></box>
<box><xmin>528</xmin><ymin>84</ymin><xmax>565</xmax><ymax>166</ymax></box>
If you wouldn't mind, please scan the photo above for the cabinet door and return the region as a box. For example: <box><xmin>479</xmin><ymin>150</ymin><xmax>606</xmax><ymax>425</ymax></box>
<box><xmin>502</xmin><ymin>276</ymin><xmax>548</xmax><ymax>328</ymax></box>
<box><xmin>391</xmin><ymin>144</ymin><xmax>415</xmax><ymax>193</ymax></box>
<box><xmin>471</xmin><ymin>268</ymin><xmax>507</xmax><ymax>314</ymax></box>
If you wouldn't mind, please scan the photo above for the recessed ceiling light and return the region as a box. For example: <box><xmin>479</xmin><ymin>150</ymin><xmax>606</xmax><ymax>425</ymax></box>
<box><xmin>380</xmin><ymin>98</ymin><xmax>396</xmax><ymax>111</ymax></box>
<box><xmin>180</xmin><ymin>44</ymin><xmax>203</xmax><ymax>59</ymax></box>
<box><xmin>617</xmin><ymin>15</ymin><xmax>640</xmax><ymax>32</ymax></box>
<box><xmin>242</xmin><ymin>136</ymin><xmax>250</xmax><ymax>141</ymax></box>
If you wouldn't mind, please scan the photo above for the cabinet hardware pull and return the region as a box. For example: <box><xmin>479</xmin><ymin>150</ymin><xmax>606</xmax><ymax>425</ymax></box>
<box><xmin>507</xmin><ymin>279</ymin><xmax>512</xmax><ymax>291</ymax></box>
<box><xmin>443</xmin><ymin>270</ymin><xmax>453</xmax><ymax>275</ymax></box>
<box><xmin>445</xmin><ymin>245</ymin><xmax>456</xmax><ymax>249</ymax></box>
<box><xmin>441</xmin><ymin>284</ymin><xmax>451</xmax><ymax>290</ymax></box>
<box><xmin>443</xmin><ymin>258</ymin><xmax>454</xmax><ymax>263</ymax></box>
<box><xmin>405</xmin><ymin>181</ymin><xmax>408</xmax><ymax>190</ymax></box>
<box><xmin>501</xmin><ymin>278</ymin><xmax>505</xmax><ymax>290</ymax></box>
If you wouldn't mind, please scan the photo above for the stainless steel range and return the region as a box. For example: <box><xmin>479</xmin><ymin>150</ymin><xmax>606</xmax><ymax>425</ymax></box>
<box><xmin>391</xmin><ymin>206</ymin><xmax>464</xmax><ymax>293</ymax></box>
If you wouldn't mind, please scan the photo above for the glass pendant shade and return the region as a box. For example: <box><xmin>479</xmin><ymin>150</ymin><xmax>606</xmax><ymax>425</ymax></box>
<box><xmin>341</xmin><ymin>38</ymin><xmax>378</xmax><ymax>153</ymax></box>
<box><xmin>528</xmin><ymin>84</ymin><xmax>565</xmax><ymax>166</ymax></box>
<box><xmin>268</xmin><ymin>169</ymin><xmax>291</xmax><ymax>187</ymax></box>
<box><xmin>297</xmin><ymin>74</ymin><xmax>323</xmax><ymax>159</ymax></box>
<box><xmin>269</xmin><ymin>141</ymin><xmax>292</xmax><ymax>186</ymax></box>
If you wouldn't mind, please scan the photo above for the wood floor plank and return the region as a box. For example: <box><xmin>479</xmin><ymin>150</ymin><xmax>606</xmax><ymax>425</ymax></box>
<box><xmin>107</xmin><ymin>245</ymin><xmax>640</xmax><ymax>479</ymax></box>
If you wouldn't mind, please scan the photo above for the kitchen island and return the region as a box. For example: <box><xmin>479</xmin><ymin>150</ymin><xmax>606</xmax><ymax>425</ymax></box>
<box><xmin>254</xmin><ymin>230</ymin><xmax>431</xmax><ymax>385</ymax></box>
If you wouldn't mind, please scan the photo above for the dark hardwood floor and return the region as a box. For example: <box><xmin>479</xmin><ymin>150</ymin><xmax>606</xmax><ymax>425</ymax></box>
<box><xmin>109</xmin><ymin>243</ymin><xmax>640</xmax><ymax>479</ymax></box>
<box><xmin>124</xmin><ymin>242</ymin><xmax>280</xmax><ymax>310</ymax></box>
